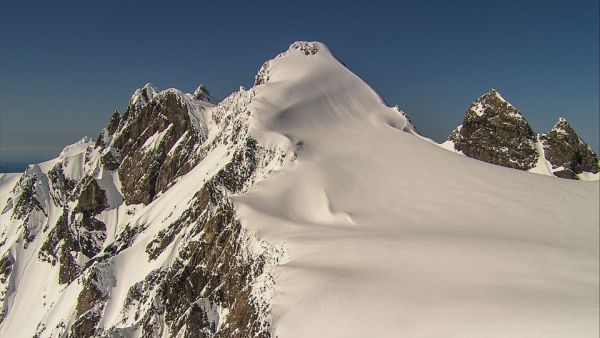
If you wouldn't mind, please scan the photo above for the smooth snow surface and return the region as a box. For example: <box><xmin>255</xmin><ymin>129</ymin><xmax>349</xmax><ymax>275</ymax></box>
<box><xmin>0</xmin><ymin>41</ymin><xmax>597</xmax><ymax>338</ymax></box>
<box><xmin>233</xmin><ymin>42</ymin><xmax>599</xmax><ymax>337</ymax></box>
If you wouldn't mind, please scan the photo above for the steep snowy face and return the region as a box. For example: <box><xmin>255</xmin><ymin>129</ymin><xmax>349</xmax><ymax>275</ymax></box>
<box><xmin>0</xmin><ymin>74</ymin><xmax>295</xmax><ymax>337</ymax></box>
<box><xmin>251</xmin><ymin>41</ymin><xmax>418</xmax><ymax>145</ymax></box>
<box><xmin>540</xmin><ymin>118</ymin><xmax>599</xmax><ymax>179</ymax></box>
<box><xmin>233</xmin><ymin>59</ymin><xmax>599</xmax><ymax>337</ymax></box>
<box><xmin>447</xmin><ymin>89</ymin><xmax>538</xmax><ymax>170</ymax></box>
<box><xmin>0</xmin><ymin>41</ymin><xmax>598</xmax><ymax>338</ymax></box>
<box><xmin>0</xmin><ymin>137</ymin><xmax>99</xmax><ymax>321</ymax></box>
<box><xmin>129</xmin><ymin>83</ymin><xmax>158</xmax><ymax>109</ymax></box>
<box><xmin>0</xmin><ymin>40</ymin><xmax>420</xmax><ymax>338</ymax></box>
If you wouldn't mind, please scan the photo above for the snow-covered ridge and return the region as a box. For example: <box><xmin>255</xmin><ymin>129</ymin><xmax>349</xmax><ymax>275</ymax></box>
<box><xmin>0</xmin><ymin>41</ymin><xmax>598</xmax><ymax>338</ymax></box>
<box><xmin>191</xmin><ymin>84</ymin><xmax>217</xmax><ymax>104</ymax></box>
<box><xmin>550</xmin><ymin>117</ymin><xmax>571</xmax><ymax>135</ymax></box>
<box><xmin>252</xmin><ymin>40</ymin><xmax>418</xmax><ymax>140</ymax></box>
<box><xmin>468</xmin><ymin>88</ymin><xmax>522</xmax><ymax>118</ymax></box>
<box><xmin>0</xmin><ymin>47</ymin><xmax>303</xmax><ymax>335</ymax></box>
<box><xmin>129</xmin><ymin>83</ymin><xmax>158</xmax><ymax>108</ymax></box>
<box><xmin>127</xmin><ymin>84</ymin><xmax>215</xmax><ymax>135</ymax></box>
<box><xmin>233</xmin><ymin>44</ymin><xmax>599</xmax><ymax>337</ymax></box>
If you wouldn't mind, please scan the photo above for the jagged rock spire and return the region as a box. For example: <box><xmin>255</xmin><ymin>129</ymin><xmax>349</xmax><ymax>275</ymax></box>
<box><xmin>448</xmin><ymin>89</ymin><xmax>538</xmax><ymax>170</ymax></box>
<box><xmin>107</xmin><ymin>110</ymin><xmax>121</xmax><ymax>135</ymax></box>
<box><xmin>129</xmin><ymin>83</ymin><xmax>158</xmax><ymax>108</ymax></box>
<box><xmin>192</xmin><ymin>84</ymin><xmax>216</xmax><ymax>103</ymax></box>
<box><xmin>540</xmin><ymin>117</ymin><xmax>599</xmax><ymax>179</ymax></box>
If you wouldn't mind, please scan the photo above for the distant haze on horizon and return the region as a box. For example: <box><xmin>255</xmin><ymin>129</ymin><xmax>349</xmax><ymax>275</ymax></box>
<box><xmin>1</xmin><ymin>0</ymin><xmax>598</xmax><ymax>168</ymax></box>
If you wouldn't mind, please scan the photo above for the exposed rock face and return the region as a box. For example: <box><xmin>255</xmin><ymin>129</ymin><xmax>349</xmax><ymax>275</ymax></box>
<box><xmin>193</xmin><ymin>84</ymin><xmax>217</xmax><ymax>103</ymax></box>
<box><xmin>11</xmin><ymin>175</ymin><xmax>45</xmax><ymax>222</ymax></box>
<box><xmin>0</xmin><ymin>253</ymin><xmax>14</xmax><ymax>321</ymax></box>
<box><xmin>0</xmin><ymin>79</ymin><xmax>291</xmax><ymax>337</ymax></box>
<box><xmin>47</xmin><ymin>163</ymin><xmax>76</xmax><ymax>207</ymax></box>
<box><xmin>446</xmin><ymin>90</ymin><xmax>599</xmax><ymax>180</ymax></box>
<box><xmin>71</xmin><ymin>262</ymin><xmax>114</xmax><ymax>338</ymax></box>
<box><xmin>75</xmin><ymin>178</ymin><xmax>108</xmax><ymax>214</ymax></box>
<box><xmin>255</xmin><ymin>41</ymin><xmax>320</xmax><ymax>86</ymax></box>
<box><xmin>39</xmin><ymin>209</ymin><xmax>80</xmax><ymax>284</ymax></box>
<box><xmin>289</xmin><ymin>41</ymin><xmax>319</xmax><ymax>55</ymax></box>
<box><xmin>114</xmin><ymin>88</ymin><xmax>208</xmax><ymax>205</ymax></box>
<box><xmin>540</xmin><ymin>118</ymin><xmax>599</xmax><ymax>179</ymax></box>
<box><xmin>448</xmin><ymin>89</ymin><xmax>538</xmax><ymax>170</ymax></box>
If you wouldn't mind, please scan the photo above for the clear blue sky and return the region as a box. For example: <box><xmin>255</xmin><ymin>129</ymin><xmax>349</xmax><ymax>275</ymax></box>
<box><xmin>1</xmin><ymin>0</ymin><xmax>598</xmax><ymax>168</ymax></box>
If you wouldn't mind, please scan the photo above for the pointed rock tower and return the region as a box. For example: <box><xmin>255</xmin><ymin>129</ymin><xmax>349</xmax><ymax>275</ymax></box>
<box><xmin>540</xmin><ymin>117</ymin><xmax>599</xmax><ymax>179</ymax></box>
<box><xmin>447</xmin><ymin>89</ymin><xmax>538</xmax><ymax>170</ymax></box>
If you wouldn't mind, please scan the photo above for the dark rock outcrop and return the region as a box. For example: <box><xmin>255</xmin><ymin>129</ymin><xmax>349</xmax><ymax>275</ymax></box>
<box><xmin>71</xmin><ymin>262</ymin><xmax>113</xmax><ymax>338</ymax></box>
<box><xmin>114</xmin><ymin>89</ymin><xmax>207</xmax><ymax>205</ymax></box>
<box><xmin>2</xmin><ymin>76</ymin><xmax>288</xmax><ymax>336</ymax></box>
<box><xmin>39</xmin><ymin>210</ymin><xmax>82</xmax><ymax>284</ymax></box>
<box><xmin>75</xmin><ymin>178</ymin><xmax>108</xmax><ymax>214</ymax></box>
<box><xmin>40</xmin><ymin>176</ymin><xmax>109</xmax><ymax>284</ymax></box>
<box><xmin>447</xmin><ymin>90</ymin><xmax>599</xmax><ymax>179</ymax></box>
<box><xmin>448</xmin><ymin>89</ymin><xmax>538</xmax><ymax>170</ymax></box>
<box><xmin>47</xmin><ymin>163</ymin><xmax>76</xmax><ymax>207</ymax></box>
<box><xmin>540</xmin><ymin>118</ymin><xmax>599</xmax><ymax>179</ymax></box>
<box><xmin>255</xmin><ymin>41</ymin><xmax>319</xmax><ymax>86</ymax></box>
<box><xmin>0</xmin><ymin>253</ymin><xmax>14</xmax><ymax>321</ymax></box>
<box><xmin>11</xmin><ymin>175</ymin><xmax>45</xmax><ymax>222</ymax></box>
<box><xmin>95</xmin><ymin>111</ymin><xmax>121</xmax><ymax>148</ymax></box>
<box><xmin>193</xmin><ymin>84</ymin><xmax>216</xmax><ymax>103</ymax></box>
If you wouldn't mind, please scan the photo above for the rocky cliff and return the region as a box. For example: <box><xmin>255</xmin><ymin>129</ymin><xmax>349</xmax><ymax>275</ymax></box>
<box><xmin>540</xmin><ymin>117</ymin><xmax>599</xmax><ymax>179</ymax></box>
<box><xmin>0</xmin><ymin>71</ymin><xmax>294</xmax><ymax>336</ymax></box>
<box><xmin>445</xmin><ymin>90</ymin><xmax>599</xmax><ymax>180</ymax></box>
<box><xmin>0</xmin><ymin>41</ymin><xmax>597</xmax><ymax>338</ymax></box>
<box><xmin>446</xmin><ymin>89</ymin><xmax>538</xmax><ymax>170</ymax></box>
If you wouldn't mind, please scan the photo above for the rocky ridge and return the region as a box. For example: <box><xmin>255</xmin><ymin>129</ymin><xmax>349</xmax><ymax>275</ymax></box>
<box><xmin>539</xmin><ymin>117</ymin><xmax>599</xmax><ymax>179</ymax></box>
<box><xmin>445</xmin><ymin>89</ymin><xmax>599</xmax><ymax>180</ymax></box>
<box><xmin>0</xmin><ymin>43</ymin><xmax>306</xmax><ymax>336</ymax></box>
<box><xmin>0</xmin><ymin>40</ymin><xmax>597</xmax><ymax>338</ymax></box>
<box><xmin>446</xmin><ymin>89</ymin><xmax>539</xmax><ymax>171</ymax></box>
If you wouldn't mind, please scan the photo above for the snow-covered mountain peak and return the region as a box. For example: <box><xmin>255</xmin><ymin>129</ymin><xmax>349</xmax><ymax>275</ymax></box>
<box><xmin>469</xmin><ymin>88</ymin><xmax>519</xmax><ymax>118</ymax></box>
<box><xmin>124</xmin><ymin>85</ymin><xmax>214</xmax><ymax>137</ymax></box>
<box><xmin>129</xmin><ymin>83</ymin><xmax>158</xmax><ymax>108</ymax></box>
<box><xmin>551</xmin><ymin>117</ymin><xmax>574</xmax><ymax>134</ymax></box>
<box><xmin>254</xmin><ymin>41</ymin><xmax>335</xmax><ymax>85</ymax></box>
<box><xmin>59</xmin><ymin>136</ymin><xmax>93</xmax><ymax>156</ymax></box>
<box><xmin>481</xmin><ymin>88</ymin><xmax>504</xmax><ymax>100</ymax></box>
<box><xmin>287</xmin><ymin>41</ymin><xmax>323</xmax><ymax>56</ymax></box>
<box><xmin>485</xmin><ymin>88</ymin><xmax>504</xmax><ymax>99</ymax></box>
<box><xmin>192</xmin><ymin>84</ymin><xmax>217</xmax><ymax>103</ymax></box>
<box><xmin>1</xmin><ymin>41</ymin><xmax>598</xmax><ymax>338</ymax></box>
<box><xmin>250</xmin><ymin>41</ymin><xmax>417</xmax><ymax>149</ymax></box>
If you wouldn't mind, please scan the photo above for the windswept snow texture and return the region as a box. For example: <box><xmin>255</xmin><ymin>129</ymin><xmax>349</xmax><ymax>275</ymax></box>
<box><xmin>0</xmin><ymin>41</ymin><xmax>598</xmax><ymax>338</ymax></box>
<box><xmin>234</xmin><ymin>42</ymin><xmax>599</xmax><ymax>337</ymax></box>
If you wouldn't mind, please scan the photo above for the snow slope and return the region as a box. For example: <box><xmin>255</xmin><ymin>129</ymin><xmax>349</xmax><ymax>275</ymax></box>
<box><xmin>0</xmin><ymin>41</ymin><xmax>597</xmax><ymax>337</ymax></box>
<box><xmin>0</xmin><ymin>81</ymin><xmax>290</xmax><ymax>337</ymax></box>
<box><xmin>232</xmin><ymin>42</ymin><xmax>599</xmax><ymax>337</ymax></box>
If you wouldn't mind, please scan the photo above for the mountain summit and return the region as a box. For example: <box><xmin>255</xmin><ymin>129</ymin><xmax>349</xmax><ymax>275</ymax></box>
<box><xmin>540</xmin><ymin>117</ymin><xmax>599</xmax><ymax>179</ymax></box>
<box><xmin>0</xmin><ymin>42</ymin><xmax>598</xmax><ymax>338</ymax></box>
<box><xmin>444</xmin><ymin>90</ymin><xmax>599</xmax><ymax>180</ymax></box>
<box><xmin>445</xmin><ymin>89</ymin><xmax>538</xmax><ymax>170</ymax></box>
